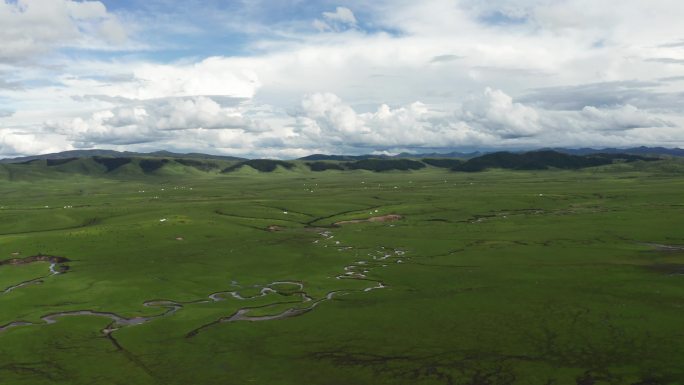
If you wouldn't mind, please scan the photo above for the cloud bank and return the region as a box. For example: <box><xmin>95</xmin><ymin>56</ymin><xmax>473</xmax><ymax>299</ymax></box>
<box><xmin>1</xmin><ymin>0</ymin><xmax>684</xmax><ymax>157</ymax></box>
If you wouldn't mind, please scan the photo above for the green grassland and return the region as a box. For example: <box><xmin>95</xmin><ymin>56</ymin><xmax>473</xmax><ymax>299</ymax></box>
<box><xmin>0</xmin><ymin>158</ymin><xmax>683</xmax><ymax>384</ymax></box>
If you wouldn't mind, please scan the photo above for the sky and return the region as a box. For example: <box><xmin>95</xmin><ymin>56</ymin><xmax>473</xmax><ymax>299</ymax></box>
<box><xmin>1</xmin><ymin>0</ymin><xmax>684</xmax><ymax>158</ymax></box>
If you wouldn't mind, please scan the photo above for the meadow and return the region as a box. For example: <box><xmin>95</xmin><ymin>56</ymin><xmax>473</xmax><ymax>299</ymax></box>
<box><xmin>0</xmin><ymin>159</ymin><xmax>683</xmax><ymax>385</ymax></box>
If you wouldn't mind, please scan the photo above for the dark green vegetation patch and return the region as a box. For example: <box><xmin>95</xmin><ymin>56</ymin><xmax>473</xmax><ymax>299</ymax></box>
<box><xmin>307</xmin><ymin>161</ymin><xmax>345</xmax><ymax>171</ymax></box>
<box><xmin>346</xmin><ymin>158</ymin><xmax>426</xmax><ymax>171</ymax></box>
<box><xmin>17</xmin><ymin>159</ymin><xmax>42</xmax><ymax>165</ymax></box>
<box><xmin>174</xmin><ymin>158</ymin><xmax>220</xmax><ymax>171</ymax></box>
<box><xmin>422</xmin><ymin>158</ymin><xmax>464</xmax><ymax>168</ymax></box>
<box><xmin>46</xmin><ymin>158</ymin><xmax>78</xmax><ymax>167</ymax></box>
<box><xmin>139</xmin><ymin>159</ymin><xmax>170</xmax><ymax>173</ymax></box>
<box><xmin>92</xmin><ymin>156</ymin><xmax>132</xmax><ymax>172</ymax></box>
<box><xmin>222</xmin><ymin>159</ymin><xmax>295</xmax><ymax>172</ymax></box>
<box><xmin>453</xmin><ymin>150</ymin><xmax>657</xmax><ymax>172</ymax></box>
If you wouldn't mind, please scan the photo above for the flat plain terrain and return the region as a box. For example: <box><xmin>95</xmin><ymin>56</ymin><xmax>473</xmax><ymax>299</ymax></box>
<box><xmin>1</xmin><ymin>161</ymin><xmax>683</xmax><ymax>385</ymax></box>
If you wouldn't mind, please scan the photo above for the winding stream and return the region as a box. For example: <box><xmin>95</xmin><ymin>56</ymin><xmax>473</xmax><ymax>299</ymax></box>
<box><xmin>0</xmin><ymin>227</ymin><xmax>407</xmax><ymax>340</ymax></box>
<box><xmin>2</xmin><ymin>261</ymin><xmax>67</xmax><ymax>295</ymax></box>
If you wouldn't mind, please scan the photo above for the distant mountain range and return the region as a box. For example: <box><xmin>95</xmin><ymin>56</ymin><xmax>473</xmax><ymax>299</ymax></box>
<box><xmin>298</xmin><ymin>154</ymin><xmax>386</xmax><ymax>161</ymax></box>
<box><xmin>299</xmin><ymin>147</ymin><xmax>684</xmax><ymax>161</ymax></box>
<box><xmin>0</xmin><ymin>150</ymin><xmax>674</xmax><ymax>179</ymax></box>
<box><xmin>1</xmin><ymin>146</ymin><xmax>683</xmax><ymax>164</ymax></box>
<box><xmin>0</xmin><ymin>149</ymin><xmax>245</xmax><ymax>164</ymax></box>
<box><xmin>299</xmin><ymin>152</ymin><xmax>486</xmax><ymax>160</ymax></box>
<box><xmin>551</xmin><ymin>147</ymin><xmax>684</xmax><ymax>157</ymax></box>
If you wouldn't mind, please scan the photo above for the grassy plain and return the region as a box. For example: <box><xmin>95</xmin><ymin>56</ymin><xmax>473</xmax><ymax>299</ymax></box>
<box><xmin>0</xmin><ymin>160</ymin><xmax>683</xmax><ymax>384</ymax></box>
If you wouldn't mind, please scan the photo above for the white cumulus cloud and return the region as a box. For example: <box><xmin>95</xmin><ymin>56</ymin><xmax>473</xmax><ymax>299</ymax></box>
<box><xmin>0</xmin><ymin>129</ymin><xmax>68</xmax><ymax>157</ymax></box>
<box><xmin>44</xmin><ymin>96</ymin><xmax>268</xmax><ymax>146</ymax></box>
<box><xmin>323</xmin><ymin>7</ymin><xmax>357</xmax><ymax>25</ymax></box>
<box><xmin>0</xmin><ymin>0</ymin><xmax>127</xmax><ymax>62</ymax></box>
<box><xmin>314</xmin><ymin>6</ymin><xmax>357</xmax><ymax>32</ymax></box>
<box><xmin>292</xmin><ymin>89</ymin><xmax>676</xmax><ymax>152</ymax></box>
<box><xmin>460</xmin><ymin>88</ymin><xmax>541</xmax><ymax>138</ymax></box>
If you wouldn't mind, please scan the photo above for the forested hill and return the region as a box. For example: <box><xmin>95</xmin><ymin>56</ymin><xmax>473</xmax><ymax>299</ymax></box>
<box><xmin>450</xmin><ymin>151</ymin><xmax>657</xmax><ymax>172</ymax></box>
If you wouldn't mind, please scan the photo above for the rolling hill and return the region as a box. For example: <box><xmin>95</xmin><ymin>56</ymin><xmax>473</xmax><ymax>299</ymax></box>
<box><xmin>0</xmin><ymin>150</ymin><xmax>669</xmax><ymax>180</ymax></box>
